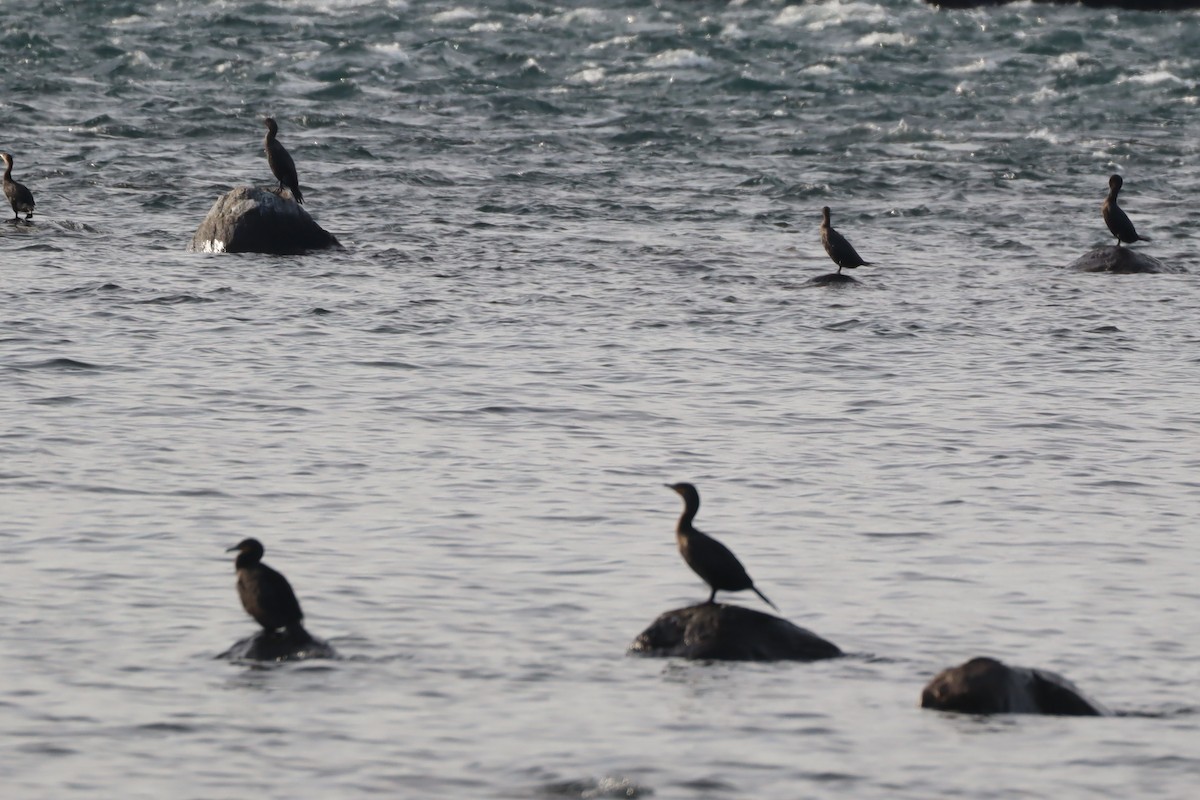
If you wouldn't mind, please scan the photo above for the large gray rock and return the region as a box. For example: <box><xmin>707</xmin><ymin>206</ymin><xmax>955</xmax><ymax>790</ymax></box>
<box><xmin>1068</xmin><ymin>246</ymin><xmax>1180</xmax><ymax>274</ymax></box>
<box><xmin>218</xmin><ymin>628</ymin><xmax>337</xmax><ymax>662</ymax></box>
<box><xmin>190</xmin><ymin>187</ymin><xmax>341</xmax><ymax>255</ymax></box>
<box><xmin>628</xmin><ymin>603</ymin><xmax>842</xmax><ymax>662</ymax></box>
<box><xmin>921</xmin><ymin>657</ymin><xmax>1106</xmax><ymax>716</ymax></box>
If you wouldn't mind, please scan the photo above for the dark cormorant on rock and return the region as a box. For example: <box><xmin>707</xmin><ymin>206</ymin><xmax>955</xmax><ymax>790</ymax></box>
<box><xmin>1</xmin><ymin>152</ymin><xmax>35</xmax><ymax>222</ymax></box>
<box><xmin>820</xmin><ymin>206</ymin><xmax>870</xmax><ymax>274</ymax></box>
<box><xmin>1102</xmin><ymin>174</ymin><xmax>1148</xmax><ymax>246</ymax></box>
<box><xmin>226</xmin><ymin>538</ymin><xmax>308</xmax><ymax>636</ymax></box>
<box><xmin>263</xmin><ymin>117</ymin><xmax>304</xmax><ymax>204</ymax></box>
<box><xmin>665</xmin><ymin>483</ymin><xmax>778</xmax><ymax>610</ymax></box>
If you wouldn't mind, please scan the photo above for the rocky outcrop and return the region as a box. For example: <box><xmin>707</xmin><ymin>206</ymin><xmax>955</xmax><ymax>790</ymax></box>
<box><xmin>808</xmin><ymin>272</ymin><xmax>859</xmax><ymax>287</ymax></box>
<box><xmin>190</xmin><ymin>187</ymin><xmax>341</xmax><ymax>255</ymax></box>
<box><xmin>927</xmin><ymin>1</ymin><xmax>1200</xmax><ymax>9</ymax></box>
<box><xmin>921</xmin><ymin>657</ymin><xmax>1106</xmax><ymax>716</ymax></box>
<box><xmin>219</xmin><ymin>628</ymin><xmax>337</xmax><ymax>662</ymax></box>
<box><xmin>1067</xmin><ymin>246</ymin><xmax>1180</xmax><ymax>274</ymax></box>
<box><xmin>628</xmin><ymin>603</ymin><xmax>842</xmax><ymax>662</ymax></box>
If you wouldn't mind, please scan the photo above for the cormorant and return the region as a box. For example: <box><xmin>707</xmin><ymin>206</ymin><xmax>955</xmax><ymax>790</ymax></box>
<box><xmin>1</xmin><ymin>152</ymin><xmax>35</xmax><ymax>222</ymax></box>
<box><xmin>263</xmin><ymin>117</ymin><xmax>304</xmax><ymax>204</ymax></box>
<box><xmin>226</xmin><ymin>538</ymin><xmax>307</xmax><ymax>635</ymax></box>
<box><xmin>1102</xmin><ymin>174</ymin><xmax>1148</xmax><ymax>246</ymax></box>
<box><xmin>820</xmin><ymin>206</ymin><xmax>870</xmax><ymax>274</ymax></box>
<box><xmin>665</xmin><ymin>483</ymin><xmax>778</xmax><ymax>610</ymax></box>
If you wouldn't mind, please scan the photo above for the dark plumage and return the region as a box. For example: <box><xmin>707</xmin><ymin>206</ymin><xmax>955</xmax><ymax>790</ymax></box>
<box><xmin>226</xmin><ymin>538</ymin><xmax>307</xmax><ymax>635</ymax></box>
<box><xmin>1102</xmin><ymin>174</ymin><xmax>1148</xmax><ymax>246</ymax></box>
<box><xmin>1</xmin><ymin>152</ymin><xmax>35</xmax><ymax>222</ymax></box>
<box><xmin>263</xmin><ymin>117</ymin><xmax>304</xmax><ymax>204</ymax></box>
<box><xmin>820</xmin><ymin>206</ymin><xmax>870</xmax><ymax>274</ymax></box>
<box><xmin>665</xmin><ymin>483</ymin><xmax>778</xmax><ymax>611</ymax></box>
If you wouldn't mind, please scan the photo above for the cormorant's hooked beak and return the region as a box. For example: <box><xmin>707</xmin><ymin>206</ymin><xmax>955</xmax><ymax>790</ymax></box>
<box><xmin>225</xmin><ymin>544</ymin><xmax>242</xmax><ymax>553</ymax></box>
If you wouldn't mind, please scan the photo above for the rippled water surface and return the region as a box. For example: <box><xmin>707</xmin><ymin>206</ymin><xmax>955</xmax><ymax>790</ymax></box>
<box><xmin>3</xmin><ymin>1</ymin><xmax>1200</xmax><ymax>797</ymax></box>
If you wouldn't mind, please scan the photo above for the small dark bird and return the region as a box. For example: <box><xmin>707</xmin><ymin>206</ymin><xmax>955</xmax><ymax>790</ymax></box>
<box><xmin>820</xmin><ymin>206</ymin><xmax>871</xmax><ymax>274</ymax></box>
<box><xmin>1102</xmin><ymin>174</ymin><xmax>1148</xmax><ymax>246</ymax></box>
<box><xmin>665</xmin><ymin>482</ymin><xmax>778</xmax><ymax>610</ymax></box>
<box><xmin>263</xmin><ymin>117</ymin><xmax>304</xmax><ymax>204</ymax></box>
<box><xmin>226</xmin><ymin>538</ymin><xmax>307</xmax><ymax>635</ymax></box>
<box><xmin>1</xmin><ymin>152</ymin><xmax>35</xmax><ymax>222</ymax></box>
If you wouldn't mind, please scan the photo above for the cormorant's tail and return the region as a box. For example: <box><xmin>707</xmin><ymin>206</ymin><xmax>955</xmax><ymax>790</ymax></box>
<box><xmin>285</xmin><ymin>622</ymin><xmax>313</xmax><ymax>643</ymax></box>
<box><xmin>1139</xmin><ymin>235</ymin><xmax>1151</xmax><ymax>242</ymax></box>
<box><xmin>753</xmin><ymin>586</ymin><xmax>779</xmax><ymax>612</ymax></box>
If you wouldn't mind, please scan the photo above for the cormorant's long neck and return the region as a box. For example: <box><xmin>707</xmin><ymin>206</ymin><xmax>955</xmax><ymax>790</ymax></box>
<box><xmin>2</xmin><ymin>161</ymin><xmax>11</xmax><ymax>182</ymax></box>
<box><xmin>677</xmin><ymin>497</ymin><xmax>699</xmax><ymax>533</ymax></box>
<box><xmin>1108</xmin><ymin>187</ymin><xmax>1120</xmax><ymax>204</ymax></box>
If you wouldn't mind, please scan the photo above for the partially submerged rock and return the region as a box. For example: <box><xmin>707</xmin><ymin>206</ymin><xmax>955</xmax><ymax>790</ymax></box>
<box><xmin>808</xmin><ymin>272</ymin><xmax>859</xmax><ymax>287</ymax></box>
<box><xmin>219</xmin><ymin>628</ymin><xmax>337</xmax><ymax>662</ymax></box>
<box><xmin>628</xmin><ymin>603</ymin><xmax>842</xmax><ymax>662</ymax></box>
<box><xmin>190</xmin><ymin>186</ymin><xmax>340</xmax><ymax>255</ymax></box>
<box><xmin>1068</xmin><ymin>246</ymin><xmax>1178</xmax><ymax>274</ymax></box>
<box><xmin>921</xmin><ymin>656</ymin><xmax>1106</xmax><ymax>716</ymax></box>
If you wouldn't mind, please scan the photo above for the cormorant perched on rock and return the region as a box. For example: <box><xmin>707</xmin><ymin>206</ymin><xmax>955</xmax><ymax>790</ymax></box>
<box><xmin>1</xmin><ymin>152</ymin><xmax>35</xmax><ymax>222</ymax></box>
<box><xmin>665</xmin><ymin>483</ymin><xmax>778</xmax><ymax>610</ymax></box>
<box><xmin>1102</xmin><ymin>174</ymin><xmax>1148</xmax><ymax>246</ymax></box>
<box><xmin>820</xmin><ymin>206</ymin><xmax>870</xmax><ymax>273</ymax></box>
<box><xmin>226</xmin><ymin>538</ymin><xmax>307</xmax><ymax>635</ymax></box>
<box><xmin>263</xmin><ymin>117</ymin><xmax>304</xmax><ymax>204</ymax></box>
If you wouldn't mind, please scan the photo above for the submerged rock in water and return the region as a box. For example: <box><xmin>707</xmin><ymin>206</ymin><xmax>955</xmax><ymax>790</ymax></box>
<box><xmin>1068</xmin><ymin>246</ymin><xmax>1179</xmax><ymax>274</ymax></box>
<box><xmin>219</xmin><ymin>628</ymin><xmax>337</xmax><ymax>662</ymax></box>
<box><xmin>190</xmin><ymin>186</ymin><xmax>341</xmax><ymax>255</ymax></box>
<box><xmin>808</xmin><ymin>272</ymin><xmax>859</xmax><ymax>287</ymax></box>
<box><xmin>921</xmin><ymin>656</ymin><xmax>1106</xmax><ymax>716</ymax></box>
<box><xmin>628</xmin><ymin>603</ymin><xmax>842</xmax><ymax>662</ymax></box>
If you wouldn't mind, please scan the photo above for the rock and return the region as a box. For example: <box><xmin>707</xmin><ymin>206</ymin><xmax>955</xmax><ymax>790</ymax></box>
<box><xmin>808</xmin><ymin>272</ymin><xmax>859</xmax><ymax>287</ymax></box>
<box><xmin>927</xmin><ymin>1</ymin><xmax>1200</xmax><ymax>9</ymax></box>
<box><xmin>1067</xmin><ymin>246</ymin><xmax>1180</xmax><ymax>274</ymax></box>
<box><xmin>921</xmin><ymin>656</ymin><xmax>1106</xmax><ymax>716</ymax></box>
<box><xmin>190</xmin><ymin>186</ymin><xmax>341</xmax><ymax>255</ymax></box>
<box><xmin>628</xmin><ymin>603</ymin><xmax>842</xmax><ymax>662</ymax></box>
<box><xmin>218</xmin><ymin>628</ymin><xmax>337</xmax><ymax>662</ymax></box>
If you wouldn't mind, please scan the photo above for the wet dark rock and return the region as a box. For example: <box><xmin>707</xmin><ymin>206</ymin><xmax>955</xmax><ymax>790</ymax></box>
<box><xmin>808</xmin><ymin>272</ymin><xmax>859</xmax><ymax>287</ymax></box>
<box><xmin>628</xmin><ymin>603</ymin><xmax>842</xmax><ymax>662</ymax></box>
<box><xmin>927</xmin><ymin>0</ymin><xmax>1200</xmax><ymax>8</ymax></box>
<box><xmin>190</xmin><ymin>186</ymin><xmax>340</xmax><ymax>255</ymax></box>
<box><xmin>1068</xmin><ymin>246</ymin><xmax>1180</xmax><ymax>274</ymax></box>
<box><xmin>921</xmin><ymin>657</ymin><xmax>1106</xmax><ymax>716</ymax></box>
<box><xmin>219</xmin><ymin>628</ymin><xmax>337</xmax><ymax>662</ymax></box>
